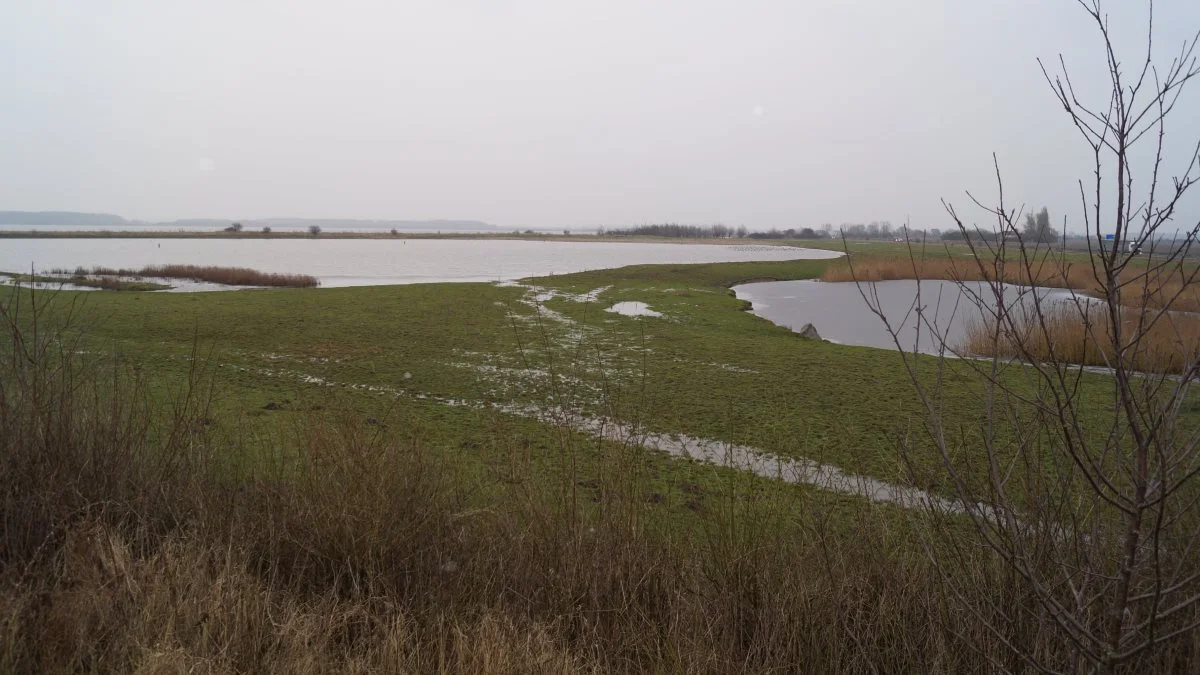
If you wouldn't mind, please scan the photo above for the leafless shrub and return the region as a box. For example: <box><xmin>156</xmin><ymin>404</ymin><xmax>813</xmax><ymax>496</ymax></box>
<box><xmin>852</xmin><ymin>2</ymin><xmax>1200</xmax><ymax>670</ymax></box>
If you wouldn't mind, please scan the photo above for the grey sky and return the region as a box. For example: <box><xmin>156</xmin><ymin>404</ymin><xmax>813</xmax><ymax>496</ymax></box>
<box><xmin>3</xmin><ymin>0</ymin><xmax>1199</xmax><ymax>231</ymax></box>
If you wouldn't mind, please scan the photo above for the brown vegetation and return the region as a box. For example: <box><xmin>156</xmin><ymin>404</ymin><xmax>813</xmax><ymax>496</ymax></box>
<box><xmin>822</xmin><ymin>254</ymin><xmax>1200</xmax><ymax>313</ymax></box>
<box><xmin>962</xmin><ymin>302</ymin><xmax>1200</xmax><ymax>373</ymax></box>
<box><xmin>56</xmin><ymin>264</ymin><xmax>320</xmax><ymax>288</ymax></box>
<box><xmin>139</xmin><ymin>264</ymin><xmax>319</xmax><ymax>287</ymax></box>
<box><xmin>820</xmin><ymin>255</ymin><xmax>1087</xmax><ymax>288</ymax></box>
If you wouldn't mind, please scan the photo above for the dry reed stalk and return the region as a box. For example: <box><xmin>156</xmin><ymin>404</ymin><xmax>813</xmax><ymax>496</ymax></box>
<box><xmin>961</xmin><ymin>302</ymin><xmax>1200</xmax><ymax>373</ymax></box>
<box><xmin>823</xmin><ymin>256</ymin><xmax>1200</xmax><ymax>315</ymax></box>
<box><xmin>54</xmin><ymin>264</ymin><xmax>320</xmax><ymax>288</ymax></box>
<box><xmin>139</xmin><ymin>264</ymin><xmax>319</xmax><ymax>288</ymax></box>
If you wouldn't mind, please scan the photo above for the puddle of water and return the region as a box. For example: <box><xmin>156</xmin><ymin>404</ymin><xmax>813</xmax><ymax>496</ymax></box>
<box><xmin>606</xmin><ymin>301</ymin><xmax>663</xmax><ymax>318</ymax></box>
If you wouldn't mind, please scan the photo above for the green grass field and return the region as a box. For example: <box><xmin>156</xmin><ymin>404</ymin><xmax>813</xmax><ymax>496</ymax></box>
<box><xmin>5</xmin><ymin>251</ymin><xmax>1128</xmax><ymax>496</ymax></box>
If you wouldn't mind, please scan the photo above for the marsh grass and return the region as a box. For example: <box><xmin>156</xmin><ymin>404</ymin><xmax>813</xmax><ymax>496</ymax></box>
<box><xmin>53</xmin><ymin>264</ymin><xmax>320</xmax><ymax>288</ymax></box>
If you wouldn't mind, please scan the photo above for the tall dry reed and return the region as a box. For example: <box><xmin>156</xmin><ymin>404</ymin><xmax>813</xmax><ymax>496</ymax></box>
<box><xmin>822</xmin><ymin>255</ymin><xmax>1200</xmax><ymax>313</ymax></box>
<box><xmin>961</xmin><ymin>301</ymin><xmax>1200</xmax><ymax>373</ymax></box>
<box><xmin>54</xmin><ymin>264</ymin><xmax>320</xmax><ymax>288</ymax></box>
<box><xmin>139</xmin><ymin>264</ymin><xmax>320</xmax><ymax>287</ymax></box>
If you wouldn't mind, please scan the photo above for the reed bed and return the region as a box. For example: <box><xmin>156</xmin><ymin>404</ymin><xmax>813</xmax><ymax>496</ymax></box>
<box><xmin>55</xmin><ymin>264</ymin><xmax>320</xmax><ymax>288</ymax></box>
<box><xmin>820</xmin><ymin>256</ymin><xmax>1090</xmax><ymax>289</ymax></box>
<box><xmin>139</xmin><ymin>264</ymin><xmax>320</xmax><ymax>287</ymax></box>
<box><xmin>961</xmin><ymin>302</ymin><xmax>1200</xmax><ymax>373</ymax></box>
<box><xmin>822</xmin><ymin>256</ymin><xmax>1200</xmax><ymax>314</ymax></box>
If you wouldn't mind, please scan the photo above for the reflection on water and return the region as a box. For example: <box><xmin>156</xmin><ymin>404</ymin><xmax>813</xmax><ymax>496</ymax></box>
<box><xmin>734</xmin><ymin>279</ymin><xmax>1081</xmax><ymax>354</ymax></box>
<box><xmin>1</xmin><ymin>275</ymin><xmax>265</xmax><ymax>293</ymax></box>
<box><xmin>0</xmin><ymin>239</ymin><xmax>841</xmax><ymax>288</ymax></box>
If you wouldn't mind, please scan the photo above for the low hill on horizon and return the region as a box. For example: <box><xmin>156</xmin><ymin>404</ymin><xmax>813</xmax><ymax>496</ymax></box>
<box><xmin>1</xmin><ymin>211</ymin><xmax>499</xmax><ymax>231</ymax></box>
<box><xmin>0</xmin><ymin>211</ymin><xmax>129</xmax><ymax>226</ymax></box>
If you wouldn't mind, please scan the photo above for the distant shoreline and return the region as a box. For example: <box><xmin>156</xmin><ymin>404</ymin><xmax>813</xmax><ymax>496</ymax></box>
<box><xmin>0</xmin><ymin>230</ymin><xmax>546</xmax><ymax>240</ymax></box>
<box><xmin>0</xmin><ymin>230</ymin><xmax>818</xmax><ymax>246</ymax></box>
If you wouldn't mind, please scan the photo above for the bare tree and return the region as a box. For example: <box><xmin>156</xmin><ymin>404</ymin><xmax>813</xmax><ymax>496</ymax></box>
<box><xmin>851</xmin><ymin>2</ymin><xmax>1200</xmax><ymax>670</ymax></box>
<box><xmin>1023</xmin><ymin>206</ymin><xmax>1059</xmax><ymax>243</ymax></box>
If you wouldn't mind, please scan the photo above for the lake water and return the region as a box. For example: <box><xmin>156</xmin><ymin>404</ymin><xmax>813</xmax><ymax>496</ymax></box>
<box><xmin>0</xmin><ymin>239</ymin><xmax>840</xmax><ymax>287</ymax></box>
<box><xmin>734</xmin><ymin>279</ymin><xmax>1080</xmax><ymax>354</ymax></box>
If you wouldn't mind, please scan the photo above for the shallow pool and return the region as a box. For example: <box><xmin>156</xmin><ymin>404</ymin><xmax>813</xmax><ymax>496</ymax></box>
<box><xmin>734</xmin><ymin>279</ymin><xmax>1080</xmax><ymax>354</ymax></box>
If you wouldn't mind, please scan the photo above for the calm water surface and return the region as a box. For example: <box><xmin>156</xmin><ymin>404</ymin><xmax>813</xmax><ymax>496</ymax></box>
<box><xmin>0</xmin><ymin>239</ymin><xmax>840</xmax><ymax>287</ymax></box>
<box><xmin>734</xmin><ymin>279</ymin><xmax>1079</xmax><ymax>354</ymax></box>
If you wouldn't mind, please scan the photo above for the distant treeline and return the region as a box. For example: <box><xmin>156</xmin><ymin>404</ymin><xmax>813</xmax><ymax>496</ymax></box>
<box><xmin>939</xmin><ymin>229</ymin><xmax>1001</xmax><ymax>242</ymax></box>
<box><xmin>599</xmin><ymin>222</ymin><xmax>917</xmax><ymax>240</ymax></box>
<box><xmin>601</xmin><ymin>224</ymin><xmax>750</xmax><ymax>238</ymax></box>
<box><xmin>601</xmin><ymin>223</ymin><xmax>836</xmax><ymax>239</ymax></box>
<box><xmin>748</xmin><ymin>228</ymin><xmax>830</xmax><ymax>240</ymax></box>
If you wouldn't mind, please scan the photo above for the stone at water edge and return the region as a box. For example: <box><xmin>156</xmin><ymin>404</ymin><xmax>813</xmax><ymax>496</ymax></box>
<box><xmin>796</xmin><ymin>323</ymin><xmax>821</xmax><ymax>340</ymax></box>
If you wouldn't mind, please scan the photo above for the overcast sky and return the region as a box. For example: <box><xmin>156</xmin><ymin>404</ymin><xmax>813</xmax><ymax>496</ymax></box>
<box><xmin>3</xmin><ymin>0</ymin><xmax>1200</xmax><ymax>231</ymax></box>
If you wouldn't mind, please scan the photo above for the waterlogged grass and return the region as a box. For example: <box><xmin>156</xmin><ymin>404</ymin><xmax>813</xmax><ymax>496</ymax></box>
<box><xmin>0</xmin><ymin>335</ymin><xmax>1002</xmax><ymax>672</ymax></box>
<box><xmin>0</xmin><ymin>256</ymin><xmax>1139</xmax><ymax>498</ymax></box>
<box><xmin>0</xmin><ymin>271</ymin><xmax>171</xmax><ymax>291</ymax></box>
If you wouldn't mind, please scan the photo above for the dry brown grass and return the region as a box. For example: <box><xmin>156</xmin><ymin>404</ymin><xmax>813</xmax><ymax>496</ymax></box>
<box><xmin>820</xmin><ymin>255</ymin><xmax>1092</xmax><ymax>289</ymax></box>
<box><xmin>824</xmin><ymin>254</ymin><xmax>1200</xmax><ymax>319</ymax></box>
<box><xmin>961</xmin><ymin>302</ymin><xmax>1200</xmax><ymax>373</ymax></box>
<box><xmin>139</xmin><ymin>264</ymin><xmax>320</xmax><ymax>287</ymax></box>
<box><xmin>1121</xmin><ymin>268</ymin><xmax>1200</xmax><ymax>314</ymax></box>
<box><xmin>56</xmin><ymin>265</ymin><xmax>320</xmax><ymax>288</ymax></box>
